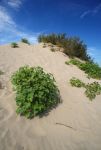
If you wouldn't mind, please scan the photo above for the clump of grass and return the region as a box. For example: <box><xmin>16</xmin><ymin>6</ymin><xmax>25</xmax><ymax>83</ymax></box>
<box><xmin>0</xmin><ymin>70</ymin><xmax>3</xmax><ymax>89</ymax></box>
<box><xmin>70</xmin><ymin>77</ymin><xmax>101</xmax><ymax>100</ymax></box>
<box><xmin>0</xmin><ymin>82</ymin><xmax>2</xmax><ymax>89</ymax></box>
<box><xmin>66</xmin><ymin>59</ymin><xmax>101</xmax><ymax>80</ymax></box>
<box><xmin>38</xmin><ymin>33</ymin><xmax>91</xmax><ymax>61</ymax></box>
<box><xmin>0</xmin><ymin>70</ymin><xmax>3</xmax><ymax>75</ymax></box>
<box><xmin>11</xmin><ymin>66</ymin><xmax>60</xmax><ymax>119</ymax></box>
<box><xmin>21</xmin><ymin>38</ymin><xmax>30</xmax><ymax>45</ymax></box>
<box><xmin>43</xmin><ymin>43</ymin><xmax>46</xmax><ymax>48</ymax></box>
<box><xmin>50</xmin><ymin>48</ymin><xmax>55</xmax><ymax>52</ymax></box>
<box><xmin>11</xmin><ymin>42</ymin><xmax>18</xmax><ymax>48</ymax></box>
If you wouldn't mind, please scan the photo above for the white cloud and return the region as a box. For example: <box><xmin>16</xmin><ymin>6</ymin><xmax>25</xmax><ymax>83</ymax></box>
<box><xmin>93</xmin><ymin>3</ymin><xmax>101</xmax><ymax>14</ymax></box>
<box><xmin>7</xmin><ymin>0</ymin><xmax>22</xmax><ymax>9</ymax></box>
<box><xmin>0</xmin><ymin>6</ymin><xmax>15</xmax><ymax>30</ymax></box>
<box><xmin>0</xmin><ymin>6</ymin><xmax>38</xmax><ymax>44</ymax></box>
<box><xmin>80</xmin><ymin>3</ymin><xmax>101</xmax><ymax>18</ymax></box>
<box><xmin>80</xmin><ymin>10</ymin><xmax>90</xmax><ymax>18</ymax></box>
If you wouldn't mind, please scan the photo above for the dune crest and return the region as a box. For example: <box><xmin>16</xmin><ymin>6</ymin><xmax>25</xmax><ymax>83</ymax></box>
<box><xmin>0</xmin><ymin>43</ymin><xmax>101</xmax><ymax>150</ymax></box>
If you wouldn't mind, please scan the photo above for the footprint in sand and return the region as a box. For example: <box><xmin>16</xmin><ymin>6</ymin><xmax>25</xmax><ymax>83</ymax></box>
<box><xmin>0</xmin><ymin>106</ymin><xmax>9</xmax><ymax>122</ymax></box>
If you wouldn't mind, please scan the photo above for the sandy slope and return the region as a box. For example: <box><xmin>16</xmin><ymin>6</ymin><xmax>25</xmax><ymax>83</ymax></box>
<box><xmin>0</xmin><ymin>43</ymin><xmax>101</xmax><ymax>150</ymax></box>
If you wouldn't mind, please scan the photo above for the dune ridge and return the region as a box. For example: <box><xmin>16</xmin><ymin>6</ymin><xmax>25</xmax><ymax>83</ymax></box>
<box><xmin>0</xmin><ymin>43</ymin><xmax>101</xmax><ymax>150</ymax></box>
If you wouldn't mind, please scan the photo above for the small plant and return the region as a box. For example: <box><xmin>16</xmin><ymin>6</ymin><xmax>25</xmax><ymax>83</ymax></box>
<box><xmin>50</xmin><ymin>48</ymin><xmax>55</xmax><ymax>52</ymax></box>
<box><xmin>43</xmin><ymin>43</ymin><xmax>46</xmax><ymax>48</ymax></box>
<box><xmin>66</xmin><ymin>59</ymin><xmax>101</xmax><ymax>80</ymax></box>
<box><xmin>11</xmin><ymin>42</ymin><xmax>18</xmax><ymax>48</ymax></box>
<box><xmin>0</xmin><ymin>70</ymin><xmax>3</xmax><ymax>75</ymax></box>
<box><xmin>11</xmin><ymin>66</ymin><xmax>60</xmax><ymax>118</ymax></box>
<box><xmin>21</xmin><ymin>38</ymin><xmax>30</xmax><ymax>44</ymax></box>
<box><xmin>65</xmin><ymin>61</ymin><xmax>70</xmax><ymax>65</ymax></box>
<box><xmin>70</xmin><ymin>77</ymin><xmax>101</xmax><ymax>100</ymax></box>
<box><xmin>0</xmin><ymin>81</ymin><xmax>2</xmax><ymax>89</ymax></box>
<box><xmin>70</xmin><ymin>77</ymin><xmax>85</xmax><ymax>87</ymax></box>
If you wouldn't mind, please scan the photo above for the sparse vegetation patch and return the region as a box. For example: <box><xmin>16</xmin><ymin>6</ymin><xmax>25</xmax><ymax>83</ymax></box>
<box><xmin>38</xmin><ymin>33</ymin><xmax>91</xmax><ymax>61</ymax></box>
<box><xmin>21</xmin><ymin>38</ymin><xmax>30</xmax><ymax>44</ymax></box>
<box><xmin>11</xmin><ymin>42</ymin><xmax>18</xmax><ymax>48</ymax></box>
<box><xmin>11</xmin><ymin>66</ymin><xmax>60</xmax><ymax>118</ymax></box>
<box><xmin>0</xmin><ymin>70</ymin><xmax>3</xmax><ymax>75</ymax></box>
<box><xmin>66</xmin><ymin>59</ymin><xmax>101</xmax><ymax>80</ymax></box>
<box><xmin>70</xmin><ymin>77</ymin><xmax>101</xmax><ymax>100</ymax></box>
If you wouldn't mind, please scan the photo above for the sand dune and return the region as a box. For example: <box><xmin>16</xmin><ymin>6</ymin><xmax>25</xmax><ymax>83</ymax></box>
<box><xmin>0</xmin><ymin>43</ymin><xmax>101</xmax><ymax>150</ymax></box>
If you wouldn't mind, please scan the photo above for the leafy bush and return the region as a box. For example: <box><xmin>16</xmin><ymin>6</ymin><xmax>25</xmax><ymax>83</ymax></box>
<box><xmin>70</xmin><ymin>77</ymin><xmax>85</xmax><ymax>87</ymax></box>
<box><xmin>11</xmin><ymin>42</ymin><xmax>18</xmax><ymax>48</ymax></box>
<box><xmin>21</xmin><ymin>38</ymin><xmax>30</xmax><ymax>44</ymax></box>
<box><xmin>38</xmin><ymin>33</ymin><xmax>91</xmax><ymax>61</ymax></box>
<box><xmin>66</xmin><ymin>59</ymin><xmax>101</xmax><ymax>80</ymax></box>
<box><xmin>85</xmin><ymin>82</ymin><xmax>101</xmax><ymax>100</ymax></box>
<box><xmin>70</xmin><ymin>77</ymin><xmax>101</xmax><ymax>100</ymax></box>
<box><xmin>11</xmin><ymin>66</ymin><xmax>60</xmax><ymax>118</ymax></box>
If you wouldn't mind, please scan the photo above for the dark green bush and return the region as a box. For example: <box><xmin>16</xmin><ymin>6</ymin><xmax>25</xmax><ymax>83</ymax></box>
<box><xmin>11</xmin><ymin>42</ymin><xmax>18</xmax><ymax>48</ymax></box>
<box><xmin>70</xmin><ymin>77</ymin><xmax>101</xmax><ymax>100</ymax></box>
<box><xmin>38</xmin><ymin>33</ymin><xmax>91</xmax><ymax>61</ymax></box>
<box><xmin>11</xmin><ymin>66</ymin><xmax>60</xmax><ymax>118</ymax></box>
<box><xmin>21</xmin><ymin>38</ymin><xmax>30</xmax><ymax>44</ymax></box>
<box><xmin>66</xmin><ymin>59</ymin><xmax>101</xmax><ymax>80</ymax></box>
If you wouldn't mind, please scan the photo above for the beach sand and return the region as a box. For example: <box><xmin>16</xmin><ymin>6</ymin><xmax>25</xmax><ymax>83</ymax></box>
<box><xmin>0</xmin><ymin>43</ymin><xmax>101</xmax><ymax>150</ymax></box>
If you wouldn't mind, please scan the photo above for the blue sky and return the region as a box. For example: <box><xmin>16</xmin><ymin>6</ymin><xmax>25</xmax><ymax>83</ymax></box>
<box><xmin>0</xmin><ymin>0</ymin><xmax>101</xmax><ymax>65</ymax></box>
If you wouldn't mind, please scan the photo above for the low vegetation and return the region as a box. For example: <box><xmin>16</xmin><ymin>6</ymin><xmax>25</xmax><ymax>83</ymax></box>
<box><xmin>50</xmin><ymin>48</ymin><xmax>55</xmax><ymax>52</ymax></box>
<box><xmin>43</xmin><ymin>43</ymin><xmax>46</xmax><ymax>48</ymax></box>
<box><xmin>11</xmin><ymin>66</ymin><xmax>60</xmax><ymax>118</ymax></box>
<box><xmin>21</xmin><ymin>38</ymin><xmax>30</xmax><ymax>44</ymax></box>
<box><xmin>0</xmin><ymin>70</ymin><xmax>3</xmax><ymax>75</ymax></box>
<box><xmin>11</xmin><ymin>42</ymin><xmax>18</xmax><ymax>48</ymax></box>
<box><xmin>70</xmin><ymin>77</ymin><xmax>101</xmax><ymax>100</ymax></box>
<box><xmin>0</xmin><ymin>70</ymin><xmax>3</xmax><ymax>89</ymax></box>
<box><xmin>70</xmin><ymin>77</ymin><xmax>85</xmax><ymax>87</ymax></box>
<box><xmin>38</xmin><ymin>33</ymin><xmax>91</xmax><ymax>61</ymax></box>
<box><xmin>66</xmin><ymin>59</ymin><xmax>101</xmax><ymax>80</ymax></box>
<box><xmin>0</xmin><ymin>82</ymin><xmax>2</xmax><ymax>89</ymax></box>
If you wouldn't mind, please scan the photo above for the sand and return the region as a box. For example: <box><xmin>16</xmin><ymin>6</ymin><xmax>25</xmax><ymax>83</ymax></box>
<box><xmin>0</xmin><ymin>42</ymin><xmax>101</xmax><ymax>150</ymax></box>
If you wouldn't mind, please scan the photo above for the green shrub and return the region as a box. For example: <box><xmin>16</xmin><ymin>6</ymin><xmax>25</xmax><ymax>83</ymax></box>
<box><xmin>66</xmin><ymin>59</ymin><xmax>101</xmax><ymax>80</ymax></box>
<box><xmin>70</xmin><ymin>77</ymin><xmax>101</xmax><ymax>100</ymax></box>
<box><xmin>85</xmin><ymin>82</ymin><xmax>101</xmax><ymax>100</ymax></box>
<box><xmin>21</xmin><ymin>38</ymin><xmax>30</xmax><ymax>44</ymax></box>
<box><xmin>11</xmin><ymin>66</ymin><xmax>60</xmax><ymax>118</ymax></box>
<box><xmin>11</xmin><ymin>42</ymin><xmax>18</xmax><ymax>48</ymax></box>
<box><xmin>70</xmin><ymin>77</ymin><xmax>85</xmax><ymax>87</ymax></box>
<box><xmin>38</xmin><ymin>33</ymin><xmax>91</xmax><ymax>61</ymax></box>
